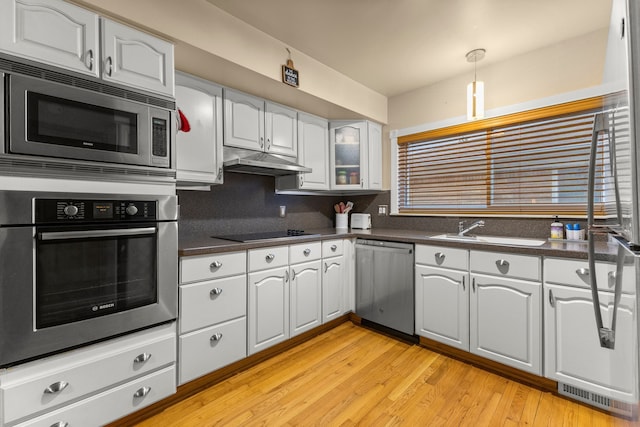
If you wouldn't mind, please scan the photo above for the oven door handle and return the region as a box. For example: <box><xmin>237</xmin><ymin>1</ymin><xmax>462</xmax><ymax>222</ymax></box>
<box><xmin>39</xmin><ymin>227</ymin><xmax>157</xmax><ymax>241</ymax></box>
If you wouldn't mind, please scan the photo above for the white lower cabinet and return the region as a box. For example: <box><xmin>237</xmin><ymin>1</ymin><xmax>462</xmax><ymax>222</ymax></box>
<box><xmin>322</xmin><ymin>240</ymin><xmax>347</xmax><ymax>322</ymax></box>
<box><xmin>544</xmin><ymin>257</ymin><xmax>638</xmax><ymax>405</ymax></box>
<box><xmin>248</xmin><ymin>265</ymin><xmax>290</xmax><ymax>355</ymax></box>
<box><xmin>415</xmin><ymin>245</ymin><xmax>469</xmax><ymax>351</ymax></box>
<box><xmin>0</xmin><ymin>323</ymin><xmax>176</xmax><ymax>426</ymax></box>
<box><xmin>290</xmin><ymin>260</ymin><xmax>322</xmax><ymax>336</ymax></box>
<box><xmin>469</xmin><ymin>251</ymin><xmax>542</xmax><ymax>375</ymax></box>
<box><xmin>178</xmin><ymin>251</ymin><xmax>247</xmax><ymax>384</ymax></box>
<box><xmin>470</xmin><ymin>272</ymin><xmax>541</xmax><ymax>374</ymax></box>
<box><xmin>416</xmin><ymin>264</ymin><xmax>469</xmax><ymax>351</ymax></box>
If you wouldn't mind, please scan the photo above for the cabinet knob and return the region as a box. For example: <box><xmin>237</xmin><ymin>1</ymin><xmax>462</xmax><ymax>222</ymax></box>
<box><xmin>210</xmin><ymin>333</ymin><xmax>223</xmax><ymax>342</ymax></box>
<box><xmin>434</xmin><ymin>252</ymin><xmax>445</xmax><ymax>265</ymax></box>
<box><xmin>495</xmin><ymin>259</ymin><xmax>510</xmax><ymax>274</ymax></box>
<box><xmin>133</xmin><ymin>352</ymin><xmax>152</xmax><ymax>364</ymax></box>
<box><xmin>210</xmin><ymin>287</ymin><xmax>223</xmax><ymax>296</ymax></box>
<box><xmin>266</xmin><ymin>253</ymin><xmax>275</xmax><ymax>261</ymax></box>
<box><xmin>44</xmin><ymin>381</ymin><xmax>69</xmax><ymax>394</ymax></box>
<box><xmin>331</xmin><ymin>245</ymin><xmax>337</xmax><ymax>252</ymax></box>
<box><xmin>303</xmin><ymin>248</ymin><xmax>311</xmax><ymax>256</ymax></box>
<box><xmin>133</xmin><ymin>386</ymin><xmax>151</xmax><ymax>398</ymax></box>
<box><xmin>576</xmin><ymin>268</ymin><xmax>590</xmax><ymax>283</ymax></box>
<box><xmin>210</xmin><ymin>261</ymin><xmax>223</xmax><ymax>270</ymax></box>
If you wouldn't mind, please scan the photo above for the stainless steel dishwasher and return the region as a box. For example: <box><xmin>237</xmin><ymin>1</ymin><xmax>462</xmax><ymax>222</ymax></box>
<box><xmin>355</xmin><ymin>239</ymin><xmax>415</xmax><ymax>336</ymax></box>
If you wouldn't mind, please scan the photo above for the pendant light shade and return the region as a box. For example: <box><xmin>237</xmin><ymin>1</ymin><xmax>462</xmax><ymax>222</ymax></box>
<box><xmin>466</xmin><ymin>48</ymin><xmax>486</xmax><ymax>121</ymax></box>
<box><xmin>467</xmin><ymin>80</ymin><xmax>484</xmax><ymax>120</ymax></box>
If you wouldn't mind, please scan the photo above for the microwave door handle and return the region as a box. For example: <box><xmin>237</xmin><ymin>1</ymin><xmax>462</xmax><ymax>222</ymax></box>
<box><xmin>39</xmin><ymin>227</ymin><xmax>156</xmax><ymax>241</ymax></box>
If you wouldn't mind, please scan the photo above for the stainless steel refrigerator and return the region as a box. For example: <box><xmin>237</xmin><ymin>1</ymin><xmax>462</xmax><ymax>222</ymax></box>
<box><xmin>581</xmin><ymin>0</ymin><xmax>640</xmax><ymax>418</ymax></box>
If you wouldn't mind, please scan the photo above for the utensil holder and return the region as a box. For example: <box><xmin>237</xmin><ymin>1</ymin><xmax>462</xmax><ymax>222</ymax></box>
<box><xmin>336</xmin><ymin>213</ymin><xmax>348</xmax><ymax>229</ymax></box>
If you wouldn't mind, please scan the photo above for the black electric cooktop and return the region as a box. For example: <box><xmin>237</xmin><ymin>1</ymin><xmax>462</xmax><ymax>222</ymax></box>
<box><xmin>214</xmin><ymin>229</ymin><xmax>320</xmax><ymax>243</ymax></box>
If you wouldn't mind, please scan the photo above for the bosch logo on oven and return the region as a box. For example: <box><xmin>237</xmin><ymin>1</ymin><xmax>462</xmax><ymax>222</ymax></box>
<box><xmin>92</xmin><ymin>302</ymin><xmax>115</xmax><ymax>312</ymax></box>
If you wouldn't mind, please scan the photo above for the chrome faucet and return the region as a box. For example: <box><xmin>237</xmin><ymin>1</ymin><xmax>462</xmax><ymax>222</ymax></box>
<box><xmin>458</xmin><ymin>220</ymin><xmax>485</xmax><ymax>236</ymax></box>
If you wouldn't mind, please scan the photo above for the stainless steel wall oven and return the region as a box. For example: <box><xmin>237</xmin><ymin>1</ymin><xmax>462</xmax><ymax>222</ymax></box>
<box><xmin>0</xmin><ymin>190</ymin><xmax>178</xmax><ymax>367</ymax></box>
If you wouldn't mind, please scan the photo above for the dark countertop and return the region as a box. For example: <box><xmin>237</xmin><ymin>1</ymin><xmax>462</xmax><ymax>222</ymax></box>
<box><xmin>179</xmin><ymin>227</ymin><xmax>619</xmax><ymax>261</ymax></box>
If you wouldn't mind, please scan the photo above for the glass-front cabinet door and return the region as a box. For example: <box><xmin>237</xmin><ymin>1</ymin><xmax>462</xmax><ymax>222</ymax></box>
<box><xmin>330</xmin><ymin>121</ymin><xmax>368</xmax><ymax>189</ymax></box>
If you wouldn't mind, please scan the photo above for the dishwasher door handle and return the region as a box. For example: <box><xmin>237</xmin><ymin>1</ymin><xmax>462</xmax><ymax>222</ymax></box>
<box><xmin>354</xmin><ymin>244</ymin><xmax>413</xmax><ymax>255</ymax></box>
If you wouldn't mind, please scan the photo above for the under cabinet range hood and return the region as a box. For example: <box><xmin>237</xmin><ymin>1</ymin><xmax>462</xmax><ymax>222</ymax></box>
<box><xmin>223</xmin><ymin>148</ymin><xmax>312</xmax><ymax>176</ymax></box>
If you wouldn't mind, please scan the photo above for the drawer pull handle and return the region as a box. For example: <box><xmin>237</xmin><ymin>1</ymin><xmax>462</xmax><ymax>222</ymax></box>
<box><xmin>133</xmin><ymin>352</ymin><xmax>152</xmax><ymax>364</ymax></box>
<box><xmin>303</xmin><ymin>248</ymin><xmax>311</xmax><ymax>256</ymax></box>
<box><xmin>44</xmin><ymin>381</ymin><xmax>69</xmax><ymax>394</ymax></box>
<box><xmin>549</xmin><ymin>289</ymin><xmax>556</xmax><ymax>308</ymax></box>
<box><xmin>266</xmin><ymin>253</ymin><xmax>276</xmax><ymax>261</ymax></box>
<box><xmin>105</xmin><ymin>56</ymin><xmax>113</xmax><ymax>77</ymax></box>
<box><xmin>576</xmin><ymin>268</ymin><xmax>590</xmax><ymax>283</ymax></box>
<box><xmin>461</xmin><ymin>276</ymin><xmax>465</xmax><ymax>291</ymax></box>
<box><xmin>210</xmin><ymin>261</ymin><xmax>223</xmax><ymax>270</ymax></box>
<box><xmin>210</xmin><ymin>287</ymin><xmax>223</xmax><ymax>296</ymax></box>
<box><xmin>434</xmin><ymin>252</ymin><xmax>445</xmax><ymax>265</ymax></box>
<box><xmin>291</xmin><ymin>270</ymin><xmax>296</xmax><ymax>281</ymax></box>
<box><xmin>331</xmin><ymin>245</ymin><xmax>337</xmax><ymax>252</ymax></box>
<box><xmin>133</xmin><ymin>386</ymin><xmax>151</xmax><ymax>398</ymax></box>
<box><xmin>210</xmin><ymin>333</ymin><xmax>223</xmax><ymax>342</ymax></box>
<box><xmin>472</xmin><ymin>278</ymin><xmax>476</xmax><ymax>292</ymax></box>
<box><xmin>86</xmin><ymin>48</ymin><xmax>94</xmax><ymax>71</ymax></box>
<box><xmin>495</xmin><ymin>259</ymin><xmax>510</xmax><ymax>274</ymax></box>
<box><xmin>50</xmin><ymin>422</ymin><xmax>69</xmax><ymax>427</ymax></box>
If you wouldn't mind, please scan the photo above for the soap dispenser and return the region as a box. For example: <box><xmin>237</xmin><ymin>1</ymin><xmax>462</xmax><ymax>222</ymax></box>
<box><xmin>551</xmin><ymin>216</ymin><xmax>564</xmax><ymax>239</ymax></box>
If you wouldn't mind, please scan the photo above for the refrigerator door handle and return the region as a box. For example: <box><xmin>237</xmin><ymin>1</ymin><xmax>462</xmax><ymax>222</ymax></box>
<box><xmin>586</xmin><ymin>111</ymin><xmax>624</xmax><ymax>349</ymax></box>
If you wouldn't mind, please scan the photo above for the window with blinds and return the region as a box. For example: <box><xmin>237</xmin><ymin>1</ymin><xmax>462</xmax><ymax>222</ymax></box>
<box><xmin>397</xmin><ymin>95</ymin><xmax>627</xmax><ymax>217</ymax></box>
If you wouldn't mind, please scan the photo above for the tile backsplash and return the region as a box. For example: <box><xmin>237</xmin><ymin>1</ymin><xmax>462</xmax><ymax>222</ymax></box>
<box><xmin>178</xmin><ymin>172</ymin><xmax>584</xmax><ymax>239</ymax></box>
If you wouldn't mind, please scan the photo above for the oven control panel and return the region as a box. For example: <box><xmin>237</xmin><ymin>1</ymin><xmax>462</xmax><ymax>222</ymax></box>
<box><xmin>35</xmin><ymin>199</ymin><xmax>157</xmax><ymax>222</ymax></box>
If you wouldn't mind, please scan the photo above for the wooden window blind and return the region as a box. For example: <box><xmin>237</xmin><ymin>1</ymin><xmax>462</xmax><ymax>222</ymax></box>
<box><xmin>397</xmin><ymin>95</ymin><xmax>625</xmax><ymax>217</ymax></box>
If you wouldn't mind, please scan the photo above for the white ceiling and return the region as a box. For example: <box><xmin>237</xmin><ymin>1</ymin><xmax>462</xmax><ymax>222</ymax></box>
<box><xmin>206</xmin><ymin>0</ymin><xmax>612</xmax><ymax>98</ymax></box>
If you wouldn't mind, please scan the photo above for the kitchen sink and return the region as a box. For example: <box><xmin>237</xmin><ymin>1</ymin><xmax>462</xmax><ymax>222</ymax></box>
<box><xmin>430</xmin><ymin>234</ymin><xmax>547</xmax><ymax>247</ymax></box>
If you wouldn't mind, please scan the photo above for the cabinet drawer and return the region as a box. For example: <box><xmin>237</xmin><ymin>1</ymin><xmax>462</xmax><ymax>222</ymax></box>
<box><xmin>248</xmin><ymin>246</ymin><xmax>289</xmax><ymax>271</ymax></box>
<box><xmin>180</xmin><ymin>251</ymin><xmax>246</xmax><ymax>284</ymax></box>
<box><xmin>179</xmin><ymin>317</ymin><xmax>247</xmax><ymax>384</ymax></box>
<box><xmin>470</xmin><ymin>251</ymin><xmax>540</xmax><ymax>281</ymax></box>
<box><xmin>415</xmin><ymin>244</ymin><xmax>468</xmax><ymax>270</ymax></box>
<box><xmin>544</xmin><ymin>257</ymin><xmax>636</xmax><ymax>294</ymax></box>
<box><xmin>179</xmin><ymin>274</ymin><xmax>247</xmax><ymax>334</ymax></box>
<box><xmin>1</xmin><ymin>325</ymin><xmax>176</xmax><ymax>424</ymax></box>
<box><xmin>322</xmin><ymin>239</ymin><xmax>344</xmax><ymax>257</ymax></box>
<box><xmin>290</xmin><ymin>241</ymin><xmax>322</xmax><ymax>264</ymax></box>
<box><xmin>16</xmin><ymin>366</ymin><xmax>176</xmax><ymax>427</ymax></box>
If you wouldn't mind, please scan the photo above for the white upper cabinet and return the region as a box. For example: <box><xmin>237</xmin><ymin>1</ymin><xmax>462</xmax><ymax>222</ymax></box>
<box><xmin>276</xmin><ymin>112</ymin><xmax>330</xmax><ymax>191</ymax></box>
<box><xmin>175</xmin><ymin>72</ymin><xmax>224</xmax><ymax>186</ymax></box>
<box><xmin>329</xmin><ymin>120</ymin><xmax>382</xmax><ymax>190</ymax></box>
<box><xmin>265</xmin><ymin>102</ymin><xmax>298</xmax><ymax>157</ymax></box>
<box><xmin>224</xmin><ymin>88</ymin><xmax>297</xmax><ymax>158</ymax></box>
<box><xmin>0</xmin><ymin>0</ymin><xmax>99</xmax><ymax>77</ymax></box>
<box><xmin>0</xmin><ymin>0</ymin><xmax>174</xmax><ymax>97</ymax></box>
<box><xmin>101</xmin><ymin>19</ymin><xmax>174</xmax><ymax>97</ymax></box>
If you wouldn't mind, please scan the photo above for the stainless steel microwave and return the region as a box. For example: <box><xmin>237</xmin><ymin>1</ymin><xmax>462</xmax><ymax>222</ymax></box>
<box><xmin>2</xmin><ymin>64</ymin><xmax>174</xmax><ymax>174</ymax></box>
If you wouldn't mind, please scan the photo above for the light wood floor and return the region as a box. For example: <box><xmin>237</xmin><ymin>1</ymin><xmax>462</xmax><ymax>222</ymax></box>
<box><xmin>135</xmin><ymin>322</ymin><xmax>638</xmax><ymax>426</ymax></box>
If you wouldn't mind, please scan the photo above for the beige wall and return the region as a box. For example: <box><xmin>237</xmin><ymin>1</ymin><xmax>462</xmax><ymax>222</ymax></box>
<box><xmin>71</xmin><ymin>0</ymin><xmax>387</xmax><ymax>123</ymax></box>
<box><xmin>381</xmin><ymin>29</ymin><xmax>608</xmax><ymax>189</ymax></box>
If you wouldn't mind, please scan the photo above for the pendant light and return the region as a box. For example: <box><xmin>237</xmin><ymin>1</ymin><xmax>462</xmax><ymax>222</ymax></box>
<box><xmin>466</xmin><ymin>48</ymin><xmax>486</xmax><ymax>121</ymax></box>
